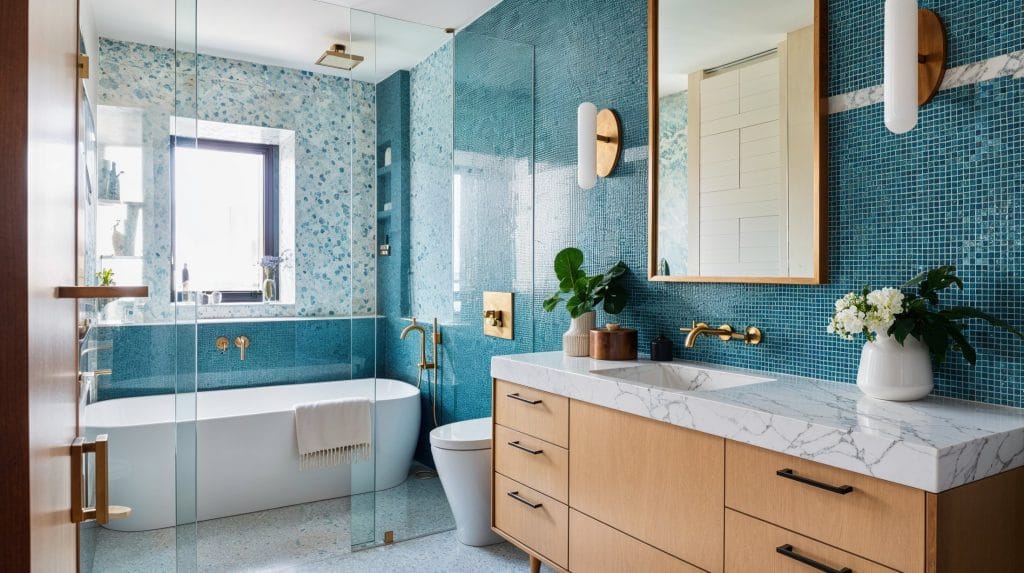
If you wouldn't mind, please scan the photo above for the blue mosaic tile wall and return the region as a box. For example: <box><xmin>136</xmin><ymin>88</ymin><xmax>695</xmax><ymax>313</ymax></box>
<box><xmin>828</xmin><ymin>0</ymin><xmax>1024</xmax><ymax>96</ymax></box>
<box><xmin>425</xmin><ymin>0</ymin><xmax>1024</xmax><ymax>409</ymax></box>
<box><xmin>97</xmin><ymin>38</ymin><xmax>377</xmax><ymax>320</ymax></box>
<box><xmin>94</xmin><ymin>319</ymin><xmax>376</xmax><ymax>401</ymax></box>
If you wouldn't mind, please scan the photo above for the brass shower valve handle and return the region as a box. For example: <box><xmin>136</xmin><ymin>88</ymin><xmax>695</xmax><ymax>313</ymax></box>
<box><xmin>484</xmin><ymin>309</ymin><xmax>504</xmax><ymax>327</ymax></box>
<box><xmin>234</xmin><ymin>336</ymin><xmax>250</xmax><ymax>361</ymax></box>
<box><xmin>215</xmin><ymin>336</ymin><xmax>230</xmax><ymax>352</ymax></box>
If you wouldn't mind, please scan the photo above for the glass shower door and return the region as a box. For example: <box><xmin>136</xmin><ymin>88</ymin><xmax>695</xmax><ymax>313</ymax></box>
<box><xmin>76</xmin><ymin>0</ymin><xmax>200</xmax><ymax>570</ymax></box>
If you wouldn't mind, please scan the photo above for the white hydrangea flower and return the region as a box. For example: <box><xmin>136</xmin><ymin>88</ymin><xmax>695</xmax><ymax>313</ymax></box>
<box><xmin>828</xmin><ymin>286</ymin><xmax>906</xmax><ymax>342</ymax></box>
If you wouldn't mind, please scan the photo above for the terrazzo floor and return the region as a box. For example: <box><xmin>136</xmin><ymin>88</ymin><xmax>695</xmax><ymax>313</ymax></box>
<box><xmin>89</xmin><ymin>465</ymin><xmax>542</xmax><ymax>572</ymax></box>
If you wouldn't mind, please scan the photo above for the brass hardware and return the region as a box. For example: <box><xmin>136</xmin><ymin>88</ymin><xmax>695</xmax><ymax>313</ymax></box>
<box><xmin>596</xmin><ymin>108</ymin><xmax>622</xmax><ymax>177</ymax></box>
<box><xmin>484</xmin><ymin>309</ymin><xmax>503</xmax><ymax>327</ymax></box>
<box><xmin>71</xmin><ymin>435</ymin><xmax>132</xmax><ymax>524</ymax></box>
<box><xmin>917</xmin><ymin>8</ymin><xmax>947</xmax><ymax>106</ymax></box>
<box><xmin>215</xmin><ymin>336</ymin><xmax>230</xmax><ymax>352</ymax></box>
<box><xmin>315</xmin><ymin>43</ymin><xmax>364</xmax><ymax>71</ymax></box>
<box><xmin>78</xmin><ymin>318</ymin><xmax>92</xmax><ymax>341</ymax></box>
<box><xmin>400</xmin><ymin>318</ymin><xmax>437</xmax><ymax>370</ymax></box>
<box><xmin>78</xmin><ymin>54</ymin><xmax>90</xmax><ymax>79</ymax></box>
<box><xmin>483</xmin><ymin>291</ymin><xmax>514</xmax><ymax>339</ymax></box>
<box><xmin>234</xmin><ymin>335</ymin><xmax>250</xmax><ymax>361</ymax></box>
<box><xmin>384</xmin><ymin>530</ymin><xmax>395</xmax><ymax>544</ymax></box>
<box><xmin>680</xmin><ymin>321</ymin><xmax>762</xmax><ymax>348</ymax></box>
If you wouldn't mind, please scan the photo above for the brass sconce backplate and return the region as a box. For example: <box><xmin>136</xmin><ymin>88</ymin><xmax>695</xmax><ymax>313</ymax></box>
<box><xmin>483</xmin><ymin>291</ymin><xmax>514</xmax><ymax>340</ymax></box>
<box><xmin>918</xmin><ymin>8</ymin><xmax>946</xmax><ymax>105</ymax></box>
<box><xmin>596</xmin><ymin>108</ymin><xmax>622</xmax><ymax>177</ymax></box>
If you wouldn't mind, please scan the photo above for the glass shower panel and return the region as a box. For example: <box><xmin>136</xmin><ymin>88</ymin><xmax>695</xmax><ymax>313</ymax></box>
<box><xmin>349</xmin><ymin>6</ymin><xmax>378</xmax><ymax>551</ymax></box>
<box><xmin>75</xmin><ymin>0</ymin><xmax>201</xmax><ymax>571</ymax></box>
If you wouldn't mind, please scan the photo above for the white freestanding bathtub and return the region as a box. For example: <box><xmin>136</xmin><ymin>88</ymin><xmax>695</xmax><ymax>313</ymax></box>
<box><xmin>85</xmin><ymin>378</ymin><xmax>420</xmax><ymax>532</ymax></box>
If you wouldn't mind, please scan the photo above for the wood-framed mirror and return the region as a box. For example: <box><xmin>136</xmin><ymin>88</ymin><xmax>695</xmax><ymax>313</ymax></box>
<box><xmin>648</xmin><ymin>0</ymin><xmax>827</xmax><ymax>284</ymax></box>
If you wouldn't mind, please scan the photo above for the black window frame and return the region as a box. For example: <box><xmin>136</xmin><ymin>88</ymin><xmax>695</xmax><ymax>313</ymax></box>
<box><xmin>169</xmin><ymin>136</ymin><xmax>280</xmax><ymax>303</ymax></box>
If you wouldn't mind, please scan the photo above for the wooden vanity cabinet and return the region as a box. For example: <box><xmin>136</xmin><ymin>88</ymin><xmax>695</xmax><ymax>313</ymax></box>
<box><xmin>491</xmin><ymin>379</ymin><xmax>1024</xmax><ymax>572</ymax></box>
<box><xmin>569</xmin><ymin>400</ymin><xmax>724</xmax><ymax>572</ymax></box>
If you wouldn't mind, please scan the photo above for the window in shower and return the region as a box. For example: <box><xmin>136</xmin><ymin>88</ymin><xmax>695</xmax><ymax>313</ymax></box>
<box><xmin>171</xmin><ymin>137</ymin><xmax>279</xmax><ymax>302</ymax></box>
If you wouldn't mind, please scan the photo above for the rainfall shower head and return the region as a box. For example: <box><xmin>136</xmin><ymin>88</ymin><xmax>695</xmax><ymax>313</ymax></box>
<box><xmin>315</xmin><ymin>43</ymin><xmax>364</xmax><ymax>71</ymax></box>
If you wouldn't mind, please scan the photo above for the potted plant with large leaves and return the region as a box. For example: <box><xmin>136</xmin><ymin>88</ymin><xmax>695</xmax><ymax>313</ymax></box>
<box><xmin>543</xmin><ymin>247</ymin><xmax>629</xmax><ymax>356</ymax></box>
<box><xmin>829</xmin><ymin>266</ymin><xmax>1024</xmax><ymax>401</ymax></box>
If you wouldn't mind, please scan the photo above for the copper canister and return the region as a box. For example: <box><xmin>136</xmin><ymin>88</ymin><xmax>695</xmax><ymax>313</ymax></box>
<box><xmin>589</xmin><ymin>324</ymin><xmax>638</xmax><ymax>360</ymax></box>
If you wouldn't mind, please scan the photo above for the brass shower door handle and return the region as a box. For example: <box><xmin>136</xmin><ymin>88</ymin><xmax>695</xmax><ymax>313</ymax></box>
<box><xmin>71</xmin><ymin>434</ymin><xmax>132</xmax><ymax>524</ymax></box>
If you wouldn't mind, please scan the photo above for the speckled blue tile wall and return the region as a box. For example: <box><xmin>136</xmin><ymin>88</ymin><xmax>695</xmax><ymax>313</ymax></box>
<box><xmin>95</xmin><ymin>319</ymin><xmax>376</xmax><ymax>400</ymax></box>
<box><xmin>425</xmin><ymin>0</ymin><xmax>1024</xmax><ymax>409</ymax></box>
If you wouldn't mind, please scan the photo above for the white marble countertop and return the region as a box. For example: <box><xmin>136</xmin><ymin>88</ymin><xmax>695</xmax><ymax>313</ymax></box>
<box><xmin>491</xmin><ymin>351</ymin><xmax>1024</xmax><ymax>493</ymax></box>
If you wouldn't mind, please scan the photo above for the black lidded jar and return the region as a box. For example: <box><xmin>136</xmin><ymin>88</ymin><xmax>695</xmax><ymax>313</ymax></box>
<box><xmin>650</xmin><ymin>334</ymin><xmax>674</xmax><ymax>361</ymax></box>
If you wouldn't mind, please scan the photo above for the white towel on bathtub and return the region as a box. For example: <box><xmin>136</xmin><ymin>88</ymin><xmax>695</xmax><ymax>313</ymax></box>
<box><xmin>294</xmin><ymin>398</ymin><xmax>371</xmax><ymax>471</ymax></box>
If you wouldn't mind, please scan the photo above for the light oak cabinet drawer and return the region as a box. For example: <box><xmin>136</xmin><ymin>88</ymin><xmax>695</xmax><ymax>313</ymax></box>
<box><xmin>494</xmin><ymin>424</ymin><xmax>568</xmax><ymax>503</ymax></box>
<box><xmin>726</xmin><ymin>441</ymin><xmax>924</xmax><ymax>572</ymax></box>
<box><xmin>570</xmin><ymin>400</ymin><xmax>724</xmax><ymax>572</ymax></box>
<box><xmin>493</xmin><ymin>473</ymin><xmax>568</xmax><ymax>569</ymax></box>
<box><xmin>570</xmin><ymin>510</ymin><xmax>703</xmax><ymax>573</ymax></box>
<box><xmin>725</xmin><ymin>509</ymin><xmax>898</xmax><ymax>573</ymax></box>
<box><xmin>493</xmin><ymin>379</ymin><xmax>569</xmax><ymax>448</ymax></box>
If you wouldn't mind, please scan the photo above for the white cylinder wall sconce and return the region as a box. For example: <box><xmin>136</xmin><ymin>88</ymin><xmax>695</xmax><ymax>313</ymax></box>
<box><xmin>884</xmin><ymin>0</ymin><xmax>947</xmax><ymax>134</ymax></box>
<box><xmin>577</xmin><ymin>102</ymin><xmax>597</xmax><ymax>189</ymax></box>
<box><xmin>577</xmin><ymin>102</ymin><xmax>623</xmax><ymax>189</ymax></box>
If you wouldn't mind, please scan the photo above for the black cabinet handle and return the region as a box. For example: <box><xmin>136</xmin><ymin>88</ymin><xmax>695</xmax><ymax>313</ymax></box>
<box><xmin>776</xmin><ymin>469</ymin><xmax>854</xmax><ymax>495</ymax></box>
<box><xmin>507</xmin><ymin>491</ymin><xmax>543</xmax><ymax>509</ymax></box>
<box><xmin>776</xmin><ymin>544</ymin><xmax>852</xmax><ymax>573</ymax></box>
<box><xmin>506</xmin><ymin>392</ymin><xmax>543</xmax><ymax>405</ymax></box>
<box><xmin>508</xmin><ymin>440</ymin><xmax>544</xmax><ymax>455</ymax></box>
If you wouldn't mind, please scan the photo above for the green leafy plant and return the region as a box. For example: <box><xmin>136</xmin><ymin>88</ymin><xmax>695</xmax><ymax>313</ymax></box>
<box><xmin>832</xmin><ymin>266</ymin><xmax>1024</xmax><ymax>367</ymax></box>
<box><xmin>889</xmin><ymin>266</ymin><xmax>1024</xmax><ymax>366</ymax></box>
<box><xmin>95</xmin><ymin>268</ymin><xmax>116</xmax><ymax>287</ymax></box>
<box><xmin>542</xmin><ymin>247</ymin><xmax>629</xmax><ymax>319</ymax></box>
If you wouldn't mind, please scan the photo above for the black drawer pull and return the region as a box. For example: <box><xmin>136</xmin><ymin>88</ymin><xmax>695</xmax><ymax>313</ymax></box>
<box><xmin>776</xmin><ymin>544</ymin><xmax>852</xmax><ymax>573</ymax></box>
<box><xmin>777</xmin><ymin>468</ymin><xmax>854</xmax><ymax>495</ymax></box>
<box><xmin>507</xmin><ymin>491</ymin><xmax>543</xmax><ymax>509</ymax></box>
<box><xmin>508</xmin><ymin>440</ymin><xmax>544</xmax><ymax>455</ymax></box>
<box><xmin>506</xmin><ymin>392</ymin><xmax>543</xmax><ymax>405</ymax></box>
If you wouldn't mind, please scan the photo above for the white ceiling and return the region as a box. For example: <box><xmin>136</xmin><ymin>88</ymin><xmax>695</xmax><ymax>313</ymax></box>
<box><xmin>88</xmin><ymin>0</ymin><xmax>501</xmax><ymax>82</ymax></box>
<box><xmin>658</xmin><ymin>0</ymin><xmax>813</xmax><ymax>97</ymax></box>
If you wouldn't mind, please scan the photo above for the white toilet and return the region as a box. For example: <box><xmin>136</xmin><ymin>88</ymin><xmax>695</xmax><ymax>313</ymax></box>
<box><xmin>430</xmin><ymin>417</ymin><xmax>504</xmax><ymax>546</ymax></box>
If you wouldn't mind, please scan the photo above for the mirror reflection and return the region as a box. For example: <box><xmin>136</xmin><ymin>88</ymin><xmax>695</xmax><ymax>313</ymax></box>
<box><xmin>653</xmin><ymin>0</ymin><xmax>822</xmax><ymax>281</ymax></box>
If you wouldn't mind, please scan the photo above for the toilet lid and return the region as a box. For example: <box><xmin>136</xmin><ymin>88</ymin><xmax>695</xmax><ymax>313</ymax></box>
<box><xmin>429</xmin><ymin>417</ymin><xmax>492</xmax><ymax>451</ymax></box>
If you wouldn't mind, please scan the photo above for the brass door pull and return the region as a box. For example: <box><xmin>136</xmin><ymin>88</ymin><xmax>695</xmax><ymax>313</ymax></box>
<box><xmin>71</xmin><ymin>435</ymin><xmax>132</xmax><ymax>524</ymax></box>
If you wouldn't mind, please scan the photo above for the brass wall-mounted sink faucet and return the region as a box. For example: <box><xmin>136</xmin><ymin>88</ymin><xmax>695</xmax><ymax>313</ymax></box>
<box><xmin>680</xmin><ymin>321</ymin><xmax>762</xmax><ymax>348</ymax></box>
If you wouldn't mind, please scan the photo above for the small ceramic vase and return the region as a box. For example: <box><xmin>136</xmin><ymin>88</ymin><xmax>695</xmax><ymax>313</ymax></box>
<box><xmin>562</xmin><ymin>311</ymin><xmax>596</xmax><ymax>356</ymax></box>
<box><xmin>857</xmin><ymin>333</ymin><xmax>933</xmax><ymax>401</ymax></box>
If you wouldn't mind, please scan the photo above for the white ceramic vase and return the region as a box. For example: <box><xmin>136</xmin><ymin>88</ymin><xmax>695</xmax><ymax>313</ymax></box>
<box><xmin>857</xmin><ymin>333</ymin><xmax>933</xmax><ymax>401</ymax></box>
<box><xmin>563</xmin><ymin>311</ymin><xmax>596</xmax><ymax>357</ymax></box>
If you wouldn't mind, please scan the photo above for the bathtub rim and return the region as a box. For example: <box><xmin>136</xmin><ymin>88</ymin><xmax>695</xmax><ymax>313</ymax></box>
<box><xmin>85</xmin><ymin>377</ymin><xmax>420</xmax><ymax>429</ymax></box>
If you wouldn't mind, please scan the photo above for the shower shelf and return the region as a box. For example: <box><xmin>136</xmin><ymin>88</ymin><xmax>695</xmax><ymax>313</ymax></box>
<box><xmin>56</xmin><ymin>285</ymin><xmax>149</xmax><ymax>299</ymax></box>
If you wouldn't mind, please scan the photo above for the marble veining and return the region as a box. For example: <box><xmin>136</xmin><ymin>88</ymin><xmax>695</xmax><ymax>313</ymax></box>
<box><xmin>829</xmin><ymin>49</ymin><xmax>1024</xmax><ymax>113</ymax></box>
<box><xmin>492</xmin><ymin>352</ymin><xmax>1024</xmax><ymax>492</ymax></box>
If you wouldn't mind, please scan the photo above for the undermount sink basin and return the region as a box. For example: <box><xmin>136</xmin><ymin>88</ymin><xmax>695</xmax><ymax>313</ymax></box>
<box><xmin>590</xmin><ymin>362</ymin><xmax>774</xmax><ymax>392</ymax></box>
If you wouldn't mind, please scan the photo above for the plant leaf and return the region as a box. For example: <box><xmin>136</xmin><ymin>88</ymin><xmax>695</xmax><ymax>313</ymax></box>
<box><xmin>946</xmin><ymin>323</ymin><xmax>977</xmax><ymax>365</ymax></box>
<box><xmin>542</xmin><ymin>294</ymin><xmax>563</xmax><ymax>312</ymax></box>
<box><xmin>553</xmin><ymin>248</ymin><xmax>584</xmax><ymax>282</ymax></box>
<box><xmin>941</xmin><ymin>306</ymin><xmax>1024</xmax><ymax>339</ymax></box>
<box><xmin>602</xmin><ymin>285</ymin><xmax>629</xmax><ymax>315</ymax></box>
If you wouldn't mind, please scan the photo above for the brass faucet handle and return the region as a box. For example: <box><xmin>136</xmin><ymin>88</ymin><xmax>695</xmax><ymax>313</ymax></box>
<box><xmin>743</xmin><ymin>326</ymin><xmax>763</xmax><ymax>345</ymax></box>
<box><xmin>234</xmin><ymin>335</ymin><xmax>250</xmax><ymax>360</ymax></box>
<box><xmin>215</xmin><ymin>336</ymin><xmax>229</xmax><ymax>352</ymax></box>
<box><xmin>680</xmin><ymin>321</ymin><xmax>706</xmax><ymax>333</ymax></box>
<box><xmin>484</xmin><ymin>309</ymin><xmax>503</xmax><ymax>327</ymax></box>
